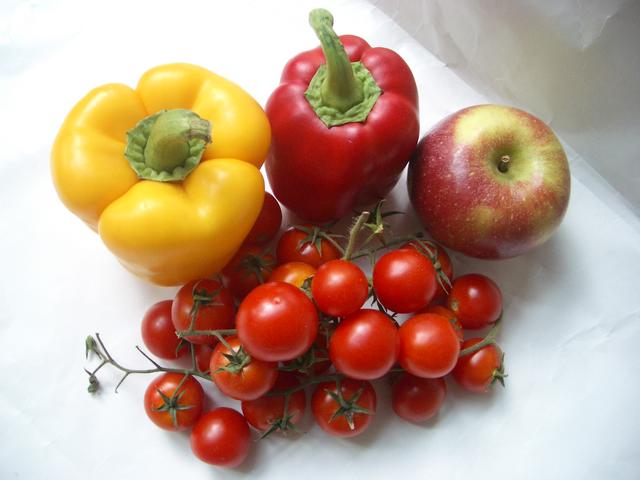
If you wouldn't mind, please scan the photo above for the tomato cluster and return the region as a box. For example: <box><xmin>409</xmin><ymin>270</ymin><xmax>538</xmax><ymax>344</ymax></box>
<box><xmin>97</xmin><ymin>196</ymin><xmax>508</xmax><ymax>469</ymax></box>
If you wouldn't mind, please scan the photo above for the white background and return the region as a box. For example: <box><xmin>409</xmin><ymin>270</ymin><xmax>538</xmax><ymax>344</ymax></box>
<box><xmin>1</xmin><ymin>1</ymin><xmax>639</xmax><ymax>479</ymax></box>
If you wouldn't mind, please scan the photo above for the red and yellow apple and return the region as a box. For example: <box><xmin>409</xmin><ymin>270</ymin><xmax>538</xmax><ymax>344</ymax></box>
<box><xmin>408</xmin><ymin>104</ymin><xmax>570</xmax><ymax>259</ymax></box>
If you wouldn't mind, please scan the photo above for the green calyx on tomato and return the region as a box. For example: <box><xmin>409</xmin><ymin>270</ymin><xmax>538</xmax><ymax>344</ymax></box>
<box><xmin>276</xmin><ymin>225</ymin><xmax>343</xmax><ymax>268</ymax></box>
<box><xmin>280</xmin><ymin>341</ymin><xmax>329</xmax><ymax>376</ymax></box>
<box><xmin>144</xmin><ymin>374</ymin><xmax>205</xmax><ymax>432</ymax></box>
<box><xmin>237</xmin><ymin>251</ymin><xmax>276</xmax><ymax>284</ymax></box>
<box><xmin>241</xmin><ymin>372</ymin><xmax>307</xmax><ymax>438</ymax></box>
<box><xmin>191</xmin><ymin>284</ymin><xmax>223</xmax><ymax>309</ymax></box>
<box><xmin>454</xmin><ymin>339</ymin><xmax>507</xmax><ymax>393</ymax></box>
<box><xmin>361</xmin><ymin>200</ymin><xmax>404</xmax><ymax>246</ymax></box>
<box><xmin>325</xmin><ymin>380</ymin><xmax>372</xmax><ymax>431</ymax></box>
<box><xmin>294</xmin><ymin>224</ymin><xmax>344</xmax><ymax>258</ymax></box>
<box><xmin>258</xmin><ymin>396</ymin><xmax>303</xmax><ymax>439</ymax></box>
<box><xmin>305</xmin><ymin>9</ymin><xmax>382</xmax><ymax>127</ymax></box>
<box><xmin>150</xmin><ymin>374</ymin><xmax>200</xmax><ymax>430</ymax></box>
<box><xmin>222</xmin><ymin>247</ymin><xmax>276</xmax><ymax>301</ymax></box>
<box><xmin>213</xmin><ymin>343</ymin><xmax>252</xmax><ymax>375</ymax></box>
<box><xmin>299</xmin><ymin>275</ymin><xmax>314</xmax><ymax>301</ymax></box>
<box><xmin>261</xmin><ymin>412</ymin><xmax>300</xmax><ymax>439</ymax></box>
<box><xmin>172</xmin><ymin>279</ymin><xmax>235</xmax><ymax>345</ymax></box>
<box><xmin>491</xmin><ymin>352</ymin><xmax>507</xmax><ymax>387</ymax></box>
<box><xmin>210</xmin><ymin>336</ymin><xmax>278</xmax><ymax>401</ymax></box>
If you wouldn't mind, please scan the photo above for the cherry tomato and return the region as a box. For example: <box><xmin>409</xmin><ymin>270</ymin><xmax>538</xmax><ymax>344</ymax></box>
<box><xmin>276</xmin><ymin>226</ymin><xmax>341</xmax><ymax>268</ymax></box>
<box><xmin>391</xmin><ymin>373</ymin><xmax>446</xmax><ymax>422</ymax></box>
<box><xmin>398</xmin><ymin>313</ymin><xmax>460</xmax><ymax>378</ymax></box>
<box><xmin>268</xmin><ymin>261</ymin><xmax>316</xmax><ymax>288</ymax></box>
<box><xmin>311</xmin><ymin>379</ymin><xmax>376</xmax><ymax>438</ymax></box>
<box><xmin>194</xmin><ymin>344</ymin><xmax>214</xmax><ymax>373</ymax></box>
<box><xmin>144</xmin><ymin>373</ymin><xmax>204</xmax><ymax>431</ymax></box>
<box><xmin>423</xmin><ymin>305</ymin><xmax>464</xmax><ymax>342</ymax></box>
<box><xmin>241</xmin><ymin>372</ymin><xmax>306</xmax><ymax>433</ymax></box>
<box><xmin>190</xmin><ymin>408</ymin><xmax>251</xmax><ymax>467</ymax></box>
<box><xmin>236</xmin><ymin>282</ymin><xmax>318</xmax><ymax>362</ymax></box>
<box><xmin>243</xmin><ymin>192</ymin><xmax>282</xmax><ymax>246</ymax></box>
<box><xmin>447</xmin><ymin>274</ymin><xmax>502</xmax><ymax>330</ymax></box>
<box><xmin>141</xmin><ymin>300</ymin><xmax>188</xmax><ymax>360</ymax></box>
<box><xmin>453</xmin><ymin>339</ymin><xmax>505</xmax><ymax>393</ymax></box>
<box><xmin>403</xmin><ymin>241</ymin><xmax>453</xmax><ymax>304</ymax></box>
<box><xmin>221</xmin><ymin>246</ymin><xmax>276</xmax><ymax>300</ymax></box>
<box><xmin>311</xmin><ymin>259</ymin><xmax>369</xmax><ymax>317</ymax></box>
<box><xmin>210</xmin><ymin>336</ymin><xmax>278</xmax><ymax>401</ymax></box>
<box><xmin>373</xmin><ymin>249</ymin><xmax>437</xmax><ymax>313</ymax></box>
<box><xmin>171</xmin><ymin>279</ymin><xmax>235</xmax><ymax>345</ymax></box>
<box><xmin>329</xmin><ymin>309</ymin><xmax>399</xmax><ymax>380</ymax></box>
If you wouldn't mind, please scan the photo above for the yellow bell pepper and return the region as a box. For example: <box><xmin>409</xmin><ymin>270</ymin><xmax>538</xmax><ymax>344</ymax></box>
<box><xmin>51</xmin><ymin>63</ymin><xmax>271</xmax><ymax>286</ymax></box>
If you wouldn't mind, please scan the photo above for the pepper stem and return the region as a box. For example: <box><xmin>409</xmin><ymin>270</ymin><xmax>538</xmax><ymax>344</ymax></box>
<box><xmin>124</xmin><ymin>109</ymin><xmax>211</xmax><ymax>182</ymax></box>
<box><xmin>309</xmin><ymin>9</ymin><xmax>363</xmax><ymax>112</ymax></box>
<box><xmin>144</xmin><ymin>110</ymin><xmax>209</xmax><ymax>172</ymax></box>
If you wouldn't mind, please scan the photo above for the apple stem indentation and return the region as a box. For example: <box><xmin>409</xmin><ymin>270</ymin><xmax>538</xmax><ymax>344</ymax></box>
<box><xmin>498</xmin><ymin>155</ymin><xmax>511</xmax><ymax>173</ymax></box>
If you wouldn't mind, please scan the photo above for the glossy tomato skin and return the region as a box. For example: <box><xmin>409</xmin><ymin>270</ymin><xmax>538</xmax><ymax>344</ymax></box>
<box><xmin>329</xmin><ymin>309</ymin><xmax>399</xmax><ymax>380</ymax></box>
<box><xmin>311</xmin><ymin>379</ymin><xmax>376</xmax><ymax>438</ymax></box>
<box><xmin>210</xmin><ymin>336</ymin><xmax>278</xmax><ymax>401</ymax></box>
<box><xmin>391</xmin><ymin>373</ymin><xmax>446</xmax><ymax>422</ymax></box>
<box><xmin>268</xmin><ymin>261</ymin><xmax>316</xmax><ymax>288</ymax></box>
<box><xmin>190</xmin><ymin>408</ymin><xmax>251</xmax><ymax>468</ymax></box>
<box><xmin>399</xmin><ymin>313</ymin><xmax>461</xmax><ymax>378</ymax></box>
<box><xmin>221</xmin><ymin>246</ymin><xmax>276</xmax><ymax>301</ymax></box>
<box><xmin>243</xmin><ymin>192</ymin><xmax>282</xmax><ymax>246</ymax></box>
<box><xmin>312</xmin><ymin>259</ymin><xmax>369</xmax><ymax>317</ymax></box>
<box><xmin>453</xmin><ymin>339</ymin><xmax>503</xmax><ymax>393</ymax></box>
<box><xmin>236</xmin><ymin>282</ymin><xmax>319</xmax><ymax>362</ymax></box>
<box><xmin>373</xmin><ymin>249</ymin><xmax>437</xmax><ymax>313</ymax></box>
<box><xmin>194</xmin><ymin>344</ymin><xmax>214</xmax><ymax>374</ymax></box>
<box><xmin>241</xmin><ymin>372</ymin><xmax>306</xmax><ymax>432</ymax></box>
<box><xmin>276</xmin><ymin>227</ymin><xmax>341</xmax><ymax>268</ymax></box>
<box><xmin>171</xmin><ymin>279</ymin><xmax>235</xmax><ymax>345</ymax></box>
<box><xmin>447</xmin><ymin>274</ymin><xmax>503</xmax><ymax>330</ymax></box>
<box><xmin>144</xmin><ymin>373</ymin><xmax>204</xmax><ymax>431</ymax></box>
<box><xmin>403</xmin><ymin>241</ymin><xmax>454</xmax><ymax>304</ymax></box>
<box><xmin>423</xmin><ymin>305</ymin><xmax>464</xmax><ymax>343</ymax></box>
<box><xmin>141</xmin><ymin>300</ymin><xmax>187</xmax><ymax>360</ymax></box>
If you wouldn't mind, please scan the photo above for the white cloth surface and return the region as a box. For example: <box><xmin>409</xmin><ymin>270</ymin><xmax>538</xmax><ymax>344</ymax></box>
<box><xmin>0</xmin><ymin>1</ymin><xmax>639</xmax><ymax>479</ymax></box>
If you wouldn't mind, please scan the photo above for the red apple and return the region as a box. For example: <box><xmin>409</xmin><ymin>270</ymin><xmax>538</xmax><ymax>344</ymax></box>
<box><xmin>408</xmin><ymin>104</ymin><xmax>570</xmax><ymax>259</ymax></box>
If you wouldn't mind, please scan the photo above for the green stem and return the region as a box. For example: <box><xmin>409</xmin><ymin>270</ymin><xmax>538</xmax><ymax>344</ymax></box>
<box><xmin>213</xmin><ymin>332</ymin><xmax>235</xmax><ymax>353</ymax></box>
<box><xmin>144</xmin><ymin>110</ymin><xmax>209</xmax><ymax>172</ymax></box>
<box><xmin>124</xmin><ymin>109</ymin><xmax>211</xmax><ymax>182</ymax></box>
<box><xmin>190</xmin><ymin>342</ymin><xmax>197</xmax><ymax>371</ymax></box>
<box><xmin>265</xmin><ymin>373</ymin><xmax>343</xmax><ymax>397</ymax></box>
<box><xmin>349</xmin><ymin>233</ymin><xmax>424</xmax><ymax>260</ymax></box>
<box><xmin>309</xmin><ymin>9</ymin><xmax>363</xmax><ymax>112</ymax></box>
<box><xmin>88</xmin><ymin>334</ymin><xmax>212</xmax><ymax>388</ymax></box>
<box><xmin>320</xmin><ymin>232</ymin><xmax>346</xmax><ymax>256</ymax></box>
<box><xmin>343</xmin><ymin>211</ymin><xmax>369</xmax><ymax>260</ymax></box>
<box><xmin>459</xmin><ymin>320</ymin><xmax>502</xmax><ymax>357</ymax></box>
<box><xmin>176</xmin><ymin>328</ymin><xmax>237</xmax><ymax>338</ymax></box>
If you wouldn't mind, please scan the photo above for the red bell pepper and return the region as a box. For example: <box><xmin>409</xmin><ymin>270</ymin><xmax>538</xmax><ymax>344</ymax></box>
<box><xmin>265</xmin><ymin>9</ymin><xmax>419</xmax><ymax>222</ymax></box>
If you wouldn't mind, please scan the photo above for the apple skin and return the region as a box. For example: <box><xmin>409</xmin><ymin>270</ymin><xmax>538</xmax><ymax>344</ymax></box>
<box><xmin>408</xmin><ymin>104</ymin><xmax>570</xmax><ymax>259</ymax></box>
